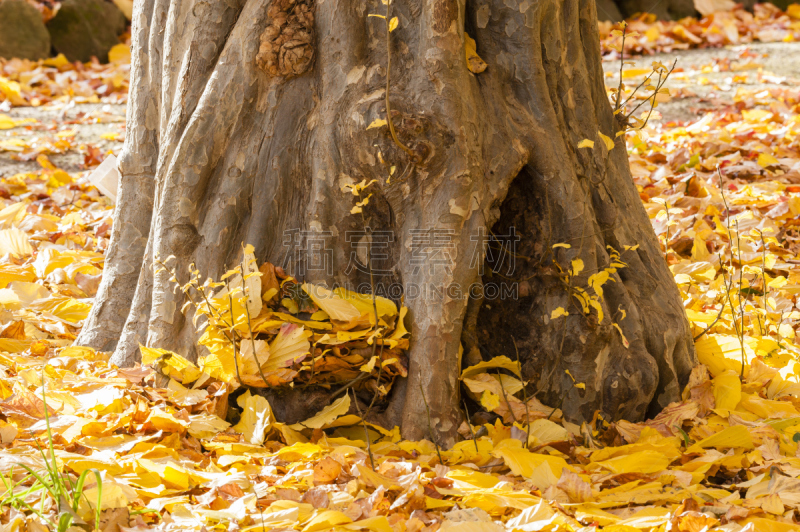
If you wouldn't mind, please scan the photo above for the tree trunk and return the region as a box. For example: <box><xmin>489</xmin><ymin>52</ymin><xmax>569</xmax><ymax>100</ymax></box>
<box><xmin>77</xmin><ymin>0</ymin><xmax>696</xmax><ymax>444</ymax></box>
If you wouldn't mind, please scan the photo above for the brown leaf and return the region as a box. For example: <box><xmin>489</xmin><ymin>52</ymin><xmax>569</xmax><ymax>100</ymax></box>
<box><xmin>260</xmin><ymin>262</ymin><xmax>281</xmax><ymax>299</ymax></box>
<box><xmin>556</xmin><ymin>470</ymin><xmax>592</xmax><ymax>503</ymax></box>
<box><xmin>98</xmin><ymin>507</ymin><xmax>130</xmax><ymax>532</ymax></box>
<box><xmin>0</xmin><ymin>321</ymin><xmax>25</xmax><ymax>340</ymax></box>
<box><xmin>313</xmin><ymin>456</ymin><xmax>342</xmax><ymax>484</ymax></box>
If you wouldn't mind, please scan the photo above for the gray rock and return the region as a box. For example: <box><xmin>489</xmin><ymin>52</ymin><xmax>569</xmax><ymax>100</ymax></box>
<box><xmin>47</xmin><ymin>0</ymin><xmax>126</xmax><ymax>63</ymax></box>
<box><xmin>597</xmin><ymin>0</ymin><xmax>624</xmax><ymax>22</ymax></box>
<box><xmin>0</xmin><ymin>0</ymin><xmax>51</xmax><ymax>60</ymax></box>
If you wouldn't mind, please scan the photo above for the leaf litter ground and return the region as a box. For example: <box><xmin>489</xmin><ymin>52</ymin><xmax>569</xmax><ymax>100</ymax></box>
<box><xmin>6</xmin><ymin>6</ymin><xmax>800</xmax><ymax>532</ymax></box>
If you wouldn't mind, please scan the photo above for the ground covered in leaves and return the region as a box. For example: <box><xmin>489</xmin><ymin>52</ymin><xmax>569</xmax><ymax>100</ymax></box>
<box><xmin>6</xmin><ymin>4</ymin><xmax>800</xmax><ymax>532</ymax></box>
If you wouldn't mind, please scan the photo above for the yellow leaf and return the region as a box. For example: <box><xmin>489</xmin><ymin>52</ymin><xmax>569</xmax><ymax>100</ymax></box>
<box><xmin>239</xmin><ymin>339</ymin><xmax>270</xmax><ymax>385</ymax></box>
<box><xmin>590</xmin><ymin>450</ymin><xmax>670</xmax><ymax>474</ymax></box>
<box><xmin>303</xmin><ymin>510</ymin><xmax>353</xmax><ymax>532</ymax></box>
<box><xmin>108</xmin><ymin>44</ymin><xmax>131</xmax><ymax>64</ymax></box>
<box><xmin>588</xmin><ymin>298</ymin><xmax>604</xmax><ymax>323</ymax></box>
<box><xmin>360</xmin><ymin>356</ymin><xmax>378</xmax><ymax>373</ymax></box>
<box><xmin>694</xmin><ymin>334</ymin><xmax>748</xmax><ymax>376</ymax></box>
<box><xmin>366</xmin><ymin>118</ymin><xmax>388</xmax><ymax>130</ymax></box>
<box><xmin>0</xmin><ymin>77</ymin><xmax>26</xmax><ymax>106</ymax></box>
<box><xmin>529</xmin><ymin>419</ymin><xmax>570</xmax><ymax>444</ymax></box>
<box><xmin>42</xmin><ymin>54</ymin><xmax>69</xmax><ymax>68</ymax></box>
<box><xmin>426</xmin><ymin>497</ymin><xmax>456</xmax><ymax>510</ymax></box>
<box><xmin>461</xmin><ymin>355</ymin><xmax>521</xmax><ymax>379</ymax></box>
<box><xmin>761</xmin><ymin>494</ymin><xmax>785</xmax><ymax>516</ymax></box>
<box><xmin>598</xmin><ymin>131</ymin><xmax>615</xmax><ymax>151</ymax></box>
<box><xmin>0</xmin><ymin>228</ymin><xmax>33</xmax><ymax>258</ymax></box>
<box><xmin>48</xmin><ymin>297</ymin><xmax>92</xmax><ymax>323</ymax></box>
<box><xmin>0</xmin><ymin>115</ymin><xmax>16</xmax><ymax>130</ymax></box>
<box><xmin>343</xmin><ymin>516</ymin><xmax>394</xmax><ymax>532</ymax></box>
<box><xmin>290</xmin><ymin>394</ymin><xmax>351</xmax><ymax>430</ymax></box>
<box><xmin>232</xmin><ymin>390</ymin><xmax>273</xmax><ymax>445</ymax></box>
<box><xmin>758</xmin><ymin>153</ymin><xmax>780</xmax><ymax>168</ymax></box>
<box><xmin>552</xmin><ymin>243</ymin><xmax>571</xmax><ymax>249</ymax></box>
<box><xmin>0</xmin><ymin>202</ymin><xmax>27</xmax><ymax>229</ymax></box>
<box><xmin>570</xmin><ymin>258</ymin><xmax>584</xmax><ymax>276</ymax></box>
<box><xmin>0</xmin><ymin>264</ymin><xmax>34</xmax><ymax>289</ymax></box>
<box><xmin>302</xmin><ymin>283</ymin><xmax>361</xmax><ymax>321</ymax></box>
<box><xmin>356</xmin><ymin>463</ymin><xmax>402</xmax><ymax>490</ymax></box>
<box><xmin>712</xmin><ymin>369</ymin><xmax>741</xmax><ymax>411</ymax></box>
<box><xmin>686</xmin><ymin>425</ymin><xmax>754</xmax><ymax>453</ymax></box>
<box><xmin>464</xmin><ymin>33</ymin><xmax>488</xmax><ymax>74</ymax></box>
<box><xmin>265</xmin><ymin>323</ymin><xmax>311</xmax><ymax>372</ymax></box>
<box><xmin>139</xmin><ymin>346</ymin><xmax>201</xmax><ymax>383</ymax></box>
<box><xmin>333</xmin><ymin>287</ymin><xmax>398</xmax><ymax>322</ymax></box>
<box><xmin>388</xmin><ymin>16</ymin><xmax>399</xmax><ymax>31</ymax></box>
<box><xmin>621</xmin><ymin>68</ymin><xmax>653</xmax><ymax>78</ymax></box>
<box><xmin>738</xmin><ymin>393</ymin><xmax>799</xmax><ymax>419</ymax></box>
<box><xmin>588</xmin><ymin>271</ymin><xmax>610</xmax><ymax>297</ymax></box>
<box><xmin>612</xmin><ymin>323</ymin><xmax>630</xmax><ymax>348</ymax></box>
<box><xmin>480</xmin><ymin>391</ymin><xmax>500</xmax><ymax>411</ymax></box>
<box><xmin>550</xmin><ymin>307</ymin><xmax>569</xmax><ymax>320</ymax></box>
<box><xmin>491</xmin><ymin>438</ymin><xmax>573</xmax><ymax>478</ymax></box>
<box><xmin>188</xmin><ymin>413</ymin><xmax>230</xmax><ymax>439</ymax></box>
<box><xmin>577</xmin><ymin>139</ymin><xmax>595</xmax><ymax>149</ymax></box>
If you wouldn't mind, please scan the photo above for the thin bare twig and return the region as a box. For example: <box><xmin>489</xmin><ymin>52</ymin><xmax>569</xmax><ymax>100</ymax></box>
<box><xmin>512</xmin><ymin>336</ymin><xmax>530</xmax><ymax>449</ymax></box>
<box><xmin>352</xmin><ymin>389</ymin><xmax>376</xmax><ymax>471</ymax></box>
<box><xmin>463</xmin><ymin>399</ymin><xmax>479</xmax><ymax>453</ymax></box>
<box><xmin>223</xmin><ymin>277</ymin><xmax>244</xmax><ymax>387</ymax></box>
<box><xmin>420</xmin><ymin>383</ymin><xmax>443</xmax><ymax>464</ymax></box>
<box><xmin>239</xmin><ymin>252</ymin><xmax>271</xmax><ymax>388</ymax></box>
<box><xmin>382</xmin><ymin>2</ymin><xmax>415</xmax><ymax>160</ymax></box>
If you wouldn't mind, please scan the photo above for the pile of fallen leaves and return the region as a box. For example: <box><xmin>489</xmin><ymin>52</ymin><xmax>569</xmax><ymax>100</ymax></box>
<box><xmin>0</xmin><ymin>45</ymin><xmax>130</xmax><ymax>109</ymax></box>
<box><xmin>601</xmin><ymin>3</ymin><xmax>800</xmax><ymax>56</ymax></box>
<box><xmin>151</xmin><ymin>248</ymin><xmax>409</xmax><ymax>400</ymax></box>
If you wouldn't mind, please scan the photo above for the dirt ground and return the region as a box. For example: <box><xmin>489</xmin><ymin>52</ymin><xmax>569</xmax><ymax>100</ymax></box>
<box><xmin>1</xmin><ymin>41</ymin><xmax>800</xmax><ymax>179</ymax></box>
<box><xmin>0</xmin><ymin>101</ymin><xmax>125</xmax><ymax>177</ymax></box>
<box><xmin>603</xmin><ymin>41</ymin><xmax>800</xmax><ymax>124</ymax></box>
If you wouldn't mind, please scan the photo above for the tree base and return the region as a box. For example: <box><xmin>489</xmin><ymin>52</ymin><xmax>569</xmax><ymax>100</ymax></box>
<box><xmin>78</xmin><ymin>0</ymin><xmax>696</xmax><ymax>443</ymax></box>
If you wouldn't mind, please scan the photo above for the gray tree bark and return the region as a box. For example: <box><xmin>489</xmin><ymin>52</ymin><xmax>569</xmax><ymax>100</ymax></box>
<box><xmin>77</xmin><ymin>0</ymin><xmax>697</xmax><ymax>444</ymax></box>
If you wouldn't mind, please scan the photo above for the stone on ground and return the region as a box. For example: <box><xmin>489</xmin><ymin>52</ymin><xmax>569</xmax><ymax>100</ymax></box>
<box><xmin>0</xmin><ymin>0</ymin><xmax>51</xmax><ymax>61</ymax></box>
<box><xmin>47</xmin><ymin>0</ymin><xmax>126</xmax><ymax>63</ymax></box>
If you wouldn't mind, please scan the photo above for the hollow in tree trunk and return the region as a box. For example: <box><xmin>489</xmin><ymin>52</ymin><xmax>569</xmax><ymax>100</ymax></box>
<box><xmin>77</xmin><ymin>0</ymin><xmax>697</xmax><ymax>444</ymax></box>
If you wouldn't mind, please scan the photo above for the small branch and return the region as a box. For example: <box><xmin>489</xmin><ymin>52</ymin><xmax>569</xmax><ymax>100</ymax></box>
<box><xmin>240</xmin><ymin>252</ymin><xmax>270</xmax><ymax>388</ymax></box>
<box><xmin>512</xmin><ymin>336</ymin><xmax>530</xmax><ymax>449</ymax></box>
<box><xmin>614</xmin><ymin>23</ymin><xmax>627</xmax><ymax>112</ymax></box>
<box><xmin>383</xmin><ymin>2</ymin><xmax>415</xmax><ymax>160</ymax></box>
<box><xmin>352</xmin><ymin>389</ymin><xmax>376</xmax><ymax>471</ymax></box>
<box><xmin>497</xmin><ymin>370</ymin><xmax>519</xmax><ymax>425</ymax></box>
<box><xmin>419</xmin><ymin>382</ymin><xmax>443</xmax><ymax>464</ymax></box>
<box><xmin>223</xmin><ymin>277</ymin><xmax>244</xmax><ymax>387</ymax></box>
<box><xmin>693</xmin><ymin>299</ymin><xmax>726</xmax><ymax>341</ymax></box>
<box><xmin>463</xmin><ymin>399</ymin><xmax>479</xmax><ymax>453</ymax></box>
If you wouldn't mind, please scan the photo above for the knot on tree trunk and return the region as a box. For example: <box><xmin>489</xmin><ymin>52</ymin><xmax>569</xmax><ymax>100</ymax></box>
<box><xmin>256</xmin><ymin>0</ymin><xmax>315</xmax><ymax>79</ymax></box>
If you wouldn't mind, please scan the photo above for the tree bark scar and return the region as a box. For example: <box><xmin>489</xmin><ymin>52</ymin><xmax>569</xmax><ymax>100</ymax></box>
<box><xmin>432</xmin><ymin>0</ymin><xmax>457</xmax><ymax>33</ymax></box>
<box><xmin>256</xmin><ymin>0</ymin><xmax>315</xmax><ymax>78</ymax></box>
